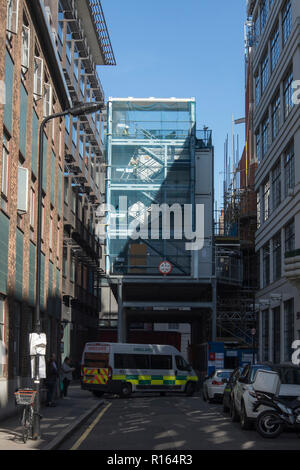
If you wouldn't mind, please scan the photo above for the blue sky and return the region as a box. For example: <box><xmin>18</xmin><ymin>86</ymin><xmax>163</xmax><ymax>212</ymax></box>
<box><xmin>99</xmin><ymin>0</ymin><xmax>247</xmax><ymax>210</ymax></box>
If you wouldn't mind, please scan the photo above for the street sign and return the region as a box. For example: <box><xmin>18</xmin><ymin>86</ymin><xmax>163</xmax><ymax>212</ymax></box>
<box><xmin>159</xmin><ymin>261</ymin><xmax>173</xmax><ymax>275</ymax></box>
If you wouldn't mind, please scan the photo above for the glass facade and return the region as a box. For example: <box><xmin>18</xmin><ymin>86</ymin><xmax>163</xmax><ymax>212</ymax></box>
<box><xmin>106</xmin><ymin>99</ymin><xmax>198</xmax><ymax>276</ymax></box>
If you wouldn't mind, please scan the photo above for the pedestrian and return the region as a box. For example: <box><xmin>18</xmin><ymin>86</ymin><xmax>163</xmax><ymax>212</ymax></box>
<box><xmin>46</xmin><ymin>353</ymin><xmax>59</xmax><ymax>407</ymax></box>
<box><xmin>61</xmin><ymin>356</ymin><xmax>75</xmax><ymax>397</ymax></box>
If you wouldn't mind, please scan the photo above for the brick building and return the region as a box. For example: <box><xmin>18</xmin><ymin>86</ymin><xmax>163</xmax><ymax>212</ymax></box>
<box><xmin>0</xmin><ymin>0</ymin><xmax>114</xmax><ymax>419</ymax></box>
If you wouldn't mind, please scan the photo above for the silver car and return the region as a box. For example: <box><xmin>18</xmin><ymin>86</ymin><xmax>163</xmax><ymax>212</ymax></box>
<box><xmin>202</xmin><ymin>369</ymin><xmax>234</xmax><ymax>403</ymax></box>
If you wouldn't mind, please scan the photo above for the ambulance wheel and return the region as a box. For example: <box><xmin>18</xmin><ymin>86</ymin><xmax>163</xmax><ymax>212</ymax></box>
<box><xmin>185</xmin><ymin>382</ymin><xmax>196</xmax><ymax>397</ymax></box>
<box><xmin>120</xmin><ymin>383</ymin><xmax>132</xmax><ymax>398</ymax></box>
<box><xmin>92</xmin><ymin>391</ymin><xmax>104</xmax><ymax>398</ymax></box>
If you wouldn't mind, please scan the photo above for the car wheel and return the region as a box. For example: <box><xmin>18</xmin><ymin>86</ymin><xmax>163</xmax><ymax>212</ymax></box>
<box><xmin>230</xmin><ymin>400</ymin><xmax>239</xmax><ymax>422</ymax></box>
<box><xmin>240</xmin><ymin>402</ymin><xmax>252</xmax><ymax>430</ymax></box>
<box><xmin>185</xmin><ymin>382</ymin><xmax>196</xmax><ymax>397</ymax></box>
<box><xmin>120</xmin><ymin>383</ymin><xmax>132</xmax><ymax>398</ymax></box>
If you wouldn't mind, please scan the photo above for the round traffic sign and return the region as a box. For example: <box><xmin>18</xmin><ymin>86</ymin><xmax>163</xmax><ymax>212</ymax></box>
<box><xmin>159</xmin><ymin>261</ymin><xmax>173</xmax><ymax>275</ymax></box>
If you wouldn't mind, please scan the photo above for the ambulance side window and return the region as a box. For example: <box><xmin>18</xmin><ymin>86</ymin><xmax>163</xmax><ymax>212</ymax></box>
<box><xmin>175</xmin><ymin>355</ymin><xmax>190</xmax><ymax>371</ymax></box>
<box><xmin>114</xmin><ymin>354</ymin><xmax>149</xmax><ymax>369</ymax></box>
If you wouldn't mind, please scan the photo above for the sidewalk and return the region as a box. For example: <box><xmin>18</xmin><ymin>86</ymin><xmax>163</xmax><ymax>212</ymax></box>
<box><xmin>0</xmin><ymin>383</ymin><xmax>104</xmax><ymax>451</ymax></box>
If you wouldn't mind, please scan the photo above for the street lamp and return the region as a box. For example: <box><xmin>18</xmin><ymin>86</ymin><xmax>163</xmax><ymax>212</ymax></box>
<box><xmin>32</xmin><ymin>101</ymin><xmax>103</xmax><ymax>439</ymax></box>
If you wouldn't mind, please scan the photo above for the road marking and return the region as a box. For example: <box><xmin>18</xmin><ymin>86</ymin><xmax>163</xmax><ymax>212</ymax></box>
<box><xmin>70</xmin><ymin>402</ymin><xmax>112</xmax><ymax>450</ymax></box>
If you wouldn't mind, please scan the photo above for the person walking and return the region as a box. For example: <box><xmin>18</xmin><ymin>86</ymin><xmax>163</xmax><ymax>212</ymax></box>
<box><xmin>46</xmin><ymin>353</ymin><xmax>59</xmax><ymax>407</ymax></box>
<box><xmin>61</xmin><ymin>357</ymin><xmax>75</xmax><ymax>398</ymax></box>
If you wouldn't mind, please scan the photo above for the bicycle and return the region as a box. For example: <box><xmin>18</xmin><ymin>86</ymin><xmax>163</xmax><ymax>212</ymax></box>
<box><xmin>14</xmin><ymin>389</ymin><xmax>37</xmax><ymax>443</ymax></box>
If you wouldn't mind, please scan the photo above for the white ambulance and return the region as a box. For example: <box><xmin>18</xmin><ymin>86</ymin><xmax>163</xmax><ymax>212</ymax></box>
<box><xmin>81</xmin><ymin>342</ymin><xmax>198</xmax><ymax>398</ymax></box>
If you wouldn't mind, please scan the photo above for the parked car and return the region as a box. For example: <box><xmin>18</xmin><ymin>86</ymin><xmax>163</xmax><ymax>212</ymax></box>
<box><xmin>230</xmin><ymin>362</ymin><xmax>300</xmax><ymax>430</ymax></box>
<box><xmin>202</xmin><ymin>369</ymin><xmax>234</xmax><ymax>403</ymax></box>
<box><xmin>222</xmin><ymin>367</ymin><xmax>243</xmax><ymax>413</ymax></box>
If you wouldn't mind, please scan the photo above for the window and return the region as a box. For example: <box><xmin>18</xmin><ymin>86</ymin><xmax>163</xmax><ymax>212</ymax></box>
<box><xmin>273</xmin><ymin>306</ymin><xmax>281</xmax><ymax>363</ymax></box>
<box><xmin>263</xmin><ymin>243</ymin><xmax>270</xmax><ymax>287</ymax></box>
<box><xmin>282</xmin><ymin>1</ymin><xmax>292</xmax><ymax>45</ymax></box>
<box><xmin>66</xmin><ymin>25</ymin><xmax>72</xmax><ymax>65</ymax></box>
<box><xmin>285</xmin><ymin>219</ymin><xmax>295</xmax><ymax>254</ymax></box>
<box><xmin>261</xmin><ymin>52</ymin><xmax>269</xmax><ymax>93</ymax></box>
<box><xmin>168</xmin><ymin>323</ymin><xmax>179</xmax><ymax>330</ymax></box>
<box><xmin>56</xmin><ymin>218</ymin><xmax>61</xmax><ymax>260</ymax></box>
<box><xmin>175</xmin><ymin>355</ymin><xmax>190</xmax><ymax>371</ymax></box>
<box><xmin>43</xmin><ymin>80</ymin><xmax>52</xmax><ymax>118</ymax></box>
<box><xmin>255</xmin><ymin>130</ymin><xmax>261</xmax><ymax>164</ymax></box>
<box><xmin>284</xmin><ymin>298</ymin><xmax>294</xmax><ymax>361</ymax></box>
<box><xmin>6</xmin><ymin>0</ymin><xmax>19</xmax><ymax>35</ymax></box>
<box><xmin>272</xmin><ymin>231</ymin><xmax>282</xmax><ymax>282</ymax></box>
<box><xmin>284</xmin><ymin>141</ymin><xmax>295</xmax><ymax>196</ymax></box>
<box><xmin>254</xmin><ymin>15</ymin><xmax>260</xmax><ymax>44</ymax></box>
<box><xmin>263</xmin><ymin>179</ymin><xmax>270</xmax><ymax>221</ymax></box>
<box><xmin>72</xmin><ymin>118</ymin><xmax>78</xmax><ymax>147</ymax></box>
<box><xmin>255</xmin><ymin>73</ymin><xmax>260</xmax><ymax>105</ymax></box>
<box><xmin>30</xmin><ymin>184</ymin><xmax>35</xmax><ymax>228</ymax></box>
<box><xmin>150</xmin><ymin>355</ymin><xmax>172</xmax><ymax>370</ymax></box>
<box><xmin>271</xmin><ymin>92</ymin><xmax>280</xmax><ymax>140</ymax></box>
<box><xmin>33</xmin><ymin>55</ymin><xmax>43</xmax><ymax>96</ymax></box>
<box><xmin>257</xmin><ymin>192</ymin><xmax>261</xmax><ymax>229</ymax></box>
<box><xmin>262</xmin><ymin>115</ymin><xmax>269</xmax><ymax>157</ymax></box>
<box><xmin>272</xmin><ymin>160</ymin><xmax>281</xmax><ymax>210</ymax></box>
<box><xmin>49</xmin><ymin>211</ymin><xmax>53</xmax><ymax>252</ymax></box>
<box><xmin>262</xmin><ymin>310</ymin><xmax>269</xmax><ymax>361</ymax></box>
<box><xmin>283</xmin><ymin>69</ymin><xmax>294</xmax><ymax>119</ymax></box>
<box><xmin>21</xmin><ymin>23</ymin><xmax>30</xmax><ymax>73</ymax></box>
<box><xmin>2</xmin><ymin>132</ymin><xmax>10</xmax><ymax>198</ymax></box>
<box><xmin>271</xmin><ymin>25</ymin><xmax>280</xmax><ymax>72</ymax></box>
<box><xmin>114</xmin><ymin>353</ymin><xmax>150</xmax><ymax>369</ymax></box>
<box><xmin>41</xmin><ymin>198</ymin><xmax>45</xmax><ymax>241</ymax></box>
<box><xmin>70</xmin><ymin>256</ymin><xmax>75</xmax><ymax>283</ymax></box>
<box><xmin>260</xmin><ymin>0</ymin><xmax>268</xmax><ymax>32</ymax></box>
<box><xmin>0</xmin><ymin>299</ymin><xmax>6</xmax><ymax>377</ymax></box>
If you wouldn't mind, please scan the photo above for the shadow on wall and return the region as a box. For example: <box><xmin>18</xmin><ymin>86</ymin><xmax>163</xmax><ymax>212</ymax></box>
<box><xmin>0</xmin><ymin>287</ymin><xmax>62</xmax><ymax>420</ymax></box>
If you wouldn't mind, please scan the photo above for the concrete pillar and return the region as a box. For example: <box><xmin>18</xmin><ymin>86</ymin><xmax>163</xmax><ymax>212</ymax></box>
<box><xmin>212</xmin><ymin>278</ymin><xmax>217</xmax><ymax>342</ymax></box>
<box><xmin>259</xmin><ymin>308</ymin><xmax>263</xmax><ymax>362</ymax></box>
<box><xmin>117</xmin><ymin>280</ymin><xmax>126</xmax><ymax>343</ymax></box>
<box><xmin>280</xmin><ymin>300</ymin><xmax>285</xmax><ymax>363</ymax></box>
<box><xmin>269</xmin><ymin>238</ymin><xmax>274</xmax><ymax>284</ymax></box>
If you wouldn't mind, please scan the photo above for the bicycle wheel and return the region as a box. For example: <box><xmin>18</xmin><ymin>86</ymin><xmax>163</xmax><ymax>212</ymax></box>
<box><xmin>22</xmin><ymin>407</ymin><xmax>30</xmax><ymax>444</ymax></box>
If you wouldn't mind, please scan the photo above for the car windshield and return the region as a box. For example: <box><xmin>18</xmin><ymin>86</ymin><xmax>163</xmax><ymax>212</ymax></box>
<box><xmin>216</xmin><ymin>371</ymin><xmax>232</xmax><ymax>379</ymax></box>
<box><xmin>275</xmin><ymin>367</ymin><xmax>300</xmax><ymax>385</ymax></box>
<box><xmin>250</xmin><ymin>365</ymin><xmax>271</xmax><ymax>382</ymax></box>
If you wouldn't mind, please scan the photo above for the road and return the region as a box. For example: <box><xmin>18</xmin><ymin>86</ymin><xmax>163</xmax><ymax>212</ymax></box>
<box><xmin>59</xmin><ymin>392</ymin><xmax>300</xmax><ymax>451</ymax></box>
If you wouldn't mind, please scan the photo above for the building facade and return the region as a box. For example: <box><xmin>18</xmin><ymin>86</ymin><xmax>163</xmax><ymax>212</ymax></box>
<box><xmin>97</xmin><ymin>97</ymin><xmax>216</xmax><ymax>371</ymax></box>
<box><xmin>246</xmin><ymin>0</ymin><xmax>300</xmax><ymax>362</ymax></box>
<box><xmin>0</xmin><ymin>0</ymin><xmax>114</xmax><ymax>419</ymax></box>
<box><xmin>0</xmin><ymin>0</ymin><xmax>70</xmax><ymax>419</ymax></box>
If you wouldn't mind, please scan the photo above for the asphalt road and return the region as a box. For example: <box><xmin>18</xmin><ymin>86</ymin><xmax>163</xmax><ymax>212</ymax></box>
<box><xmin>59</xmin><ymin>392</ymin><xmax>300</xmax><ymax>451</ymax></box>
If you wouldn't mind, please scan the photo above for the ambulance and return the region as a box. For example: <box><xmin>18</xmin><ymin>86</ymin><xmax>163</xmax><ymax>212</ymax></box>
<box><xmin>81</xmin><ymin>342</ymin><xmax>198</xmax><ymax>398</ymax></box>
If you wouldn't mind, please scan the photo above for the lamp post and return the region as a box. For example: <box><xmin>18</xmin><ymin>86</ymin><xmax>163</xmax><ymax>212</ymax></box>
<box><xmin>32</xmin><ymin>102</ymin><xmax>103</xmax><ymax>439</ymax></box>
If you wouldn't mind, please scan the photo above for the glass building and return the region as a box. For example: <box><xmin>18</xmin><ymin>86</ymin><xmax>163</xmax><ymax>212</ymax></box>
<box><xmin>105</xmin><ymin>98</ymin><xmax>200</xmax><ymax>277</ymax></box>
